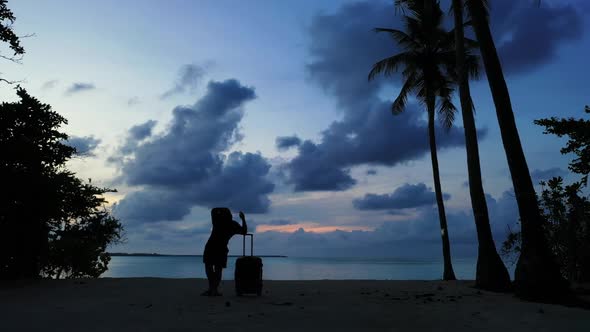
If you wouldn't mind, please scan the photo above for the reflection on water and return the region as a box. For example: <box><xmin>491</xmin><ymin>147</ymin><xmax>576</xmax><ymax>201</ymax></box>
<box><xmin>101</xmin><ymin>256</ymin><xmax>503</xmax><ymax>280</ymax></box>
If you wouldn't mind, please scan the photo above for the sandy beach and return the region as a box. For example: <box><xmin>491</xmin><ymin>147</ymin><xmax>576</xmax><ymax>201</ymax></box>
<box><xmin>1</xmin><ymin>278</ymin><xmax>589</xmax><ymax>331</ymax></box>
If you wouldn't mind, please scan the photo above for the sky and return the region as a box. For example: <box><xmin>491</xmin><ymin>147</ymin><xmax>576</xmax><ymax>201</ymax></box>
<box><xmin>1</xmin><ymin>0</ymin><xmax>589</xmax><ymax>259</ymax></box>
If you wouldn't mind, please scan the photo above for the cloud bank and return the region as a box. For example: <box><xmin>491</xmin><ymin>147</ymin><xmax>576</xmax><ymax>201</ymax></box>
<box><xmin>353</xmin><ymin>183</ymin><xmax>450</xmax><ymax>211</ymax></box>
<box><xmin>113</xmin><ymin>79</ymin><xmax>274</xmax><ymax>225</ymax></box>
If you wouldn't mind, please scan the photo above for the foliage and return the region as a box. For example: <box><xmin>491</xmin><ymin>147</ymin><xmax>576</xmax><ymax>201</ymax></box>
<box><xmin>368</xmin><ymin>0</ymin><xmax>479</xmax><ymax>127</ymax></box>
<box><xmin>534</xmin><ymin>106</ymin><xmax>590</xmax><ymax>186</ymax></box>
<box><xmin>501</xmin><ymin>178</ymin><xmax>590</xmax><ymax>282</ymax></box>
<box><xmin>0</xmin><ymin>0</ymin><xmax>26</xmax><ymax>84</ymax></box>
<box><xmin>0</xmin><ymin>88</ymin><xmax>123</xmax><ymax>279</ymax></box>
<box><xmin>368</xmin><ymin>0</ymin><xmax>483</xmax><ymax>281</ymax></box>
<box><xmin>0</xmin><ymin>0</ymin><xmax>24</xmax><ymax>58</ymax></box>
<box><xmin>502</xmin><ymin>107</ymin><xmax>590</xmax><ymax>282</ymax></box>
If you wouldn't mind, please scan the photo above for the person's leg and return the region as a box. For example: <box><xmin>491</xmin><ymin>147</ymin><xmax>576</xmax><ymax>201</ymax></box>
<box><xmin>211</xmin><ymin>264</ymin><xmax>223</xmax><ymax>295</ymax></box>
<box><xmin>202</xmin><ymin>264</ymin><xmax>214</xmax><ymax>296</ymax></box>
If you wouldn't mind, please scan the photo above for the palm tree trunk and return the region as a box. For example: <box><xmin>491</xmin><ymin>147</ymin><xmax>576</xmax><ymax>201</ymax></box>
<box><xmin>465</xmin><ymin>0</ymin><xmax>567</xmax><ymax>299</ymax></box>
<box><xmin>453</xmin><ymin>0</ymin><xmax>510</xmax><ymax>292</ymax></box>
<box><xmin>427</xmin><ymin>94</ymin><xmax>456</xmax><ymax>281</ymax></box>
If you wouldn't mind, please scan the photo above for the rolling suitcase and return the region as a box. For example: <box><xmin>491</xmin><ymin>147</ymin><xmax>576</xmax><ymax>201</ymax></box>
<box><xmin>234</xmin><ymin>233</ymin><xmax>263</xmax><ymax>296</ymax></box>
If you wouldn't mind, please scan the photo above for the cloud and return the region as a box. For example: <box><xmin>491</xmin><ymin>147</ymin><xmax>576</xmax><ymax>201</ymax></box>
<box><xmin>306</xmin><ymin>1</ymin><xmax>397</xmax><ymax>107</ymax></box>
<box><xmin>113</xmin><ymin>190</ymin><xmax>192</xmax><ymax>223</ymax></box>
<box><xmin>530</xmin><ymin>167</ymin><xmax>567</xmax><ymax>183</ymax></box>
<box><xmin>112</xmin><ymin>79</ymin><xmax>275</xmax><ymax>224</ymax></box>
<box><xmin>65</xmin><ymin>135</ymin><xmax>101</xmax><ymax>156</ymax></box>
<box><xmin>65</xmin><ymin>82</ymin><xmax>96</xmax><ymax>95</ymax></box>
<box><xmin>160</xmin><ymin>64</ymin><xmax>206</xmax><ymax>99</ymax></box>
<box><xmin>244</xmin><ymin>189</ymin><xmax>519</xmax><ymax>259</ymax></box>
<box><xmin>276</xmin><ymin>135</ymin><xmax>302</xmax><ymax>151</ymax></box>
<box><xmin>113</xmin><ymin>187</ymin><xmax>520</xmax><ymax>259</ymax></box>
<box><xmin>285</xmin><ymin>103</ymin><xmax>467</xmax><ymax>191</ymax></box>
<box><xmin>353</xmin><ymin>183</ymin><xmax>450</xmax><ymax>210</ymax></box>
<box><xmin>306</xmin><ymin>1</ymin><xmax>585</xmax><ymax>98</ymax></box>
<box><xmin>490</xmin><ymin>1</ymin><xmax>585</xmax><ymax>75</ymax></box>
<box><xmin>41</xmin><ymin>80</ymin><xmax>58</xmax><ymax>90</ymax></box>
<box><xmin>266</xmin><ymin>219</ymin><xmax>295</xmax><ymax>226</ymax></box>
<box><xmin>366</xmin><ymin>169</ymin><xmax>377</xmax><ymax>175</ymax></box>
<box><xmin>280</xmin><ymin>1</ymin><xmax>467</xmax><ymax>192</ymax></box>
<box><xmin>123</xmin><ymin>120</ymin><xmax>157</xmax><ymax>154</ymax></box>
<box><xmin>282</xmin><ymin>0</ymin><xmax>583</xmax><ymax>193</ymax></box>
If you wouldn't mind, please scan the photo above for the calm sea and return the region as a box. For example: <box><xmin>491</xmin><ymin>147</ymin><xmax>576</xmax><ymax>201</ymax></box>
<box><xmin>101</xmin><ymin>256</ymin><xmax>507</xmax><ymax>280</ymax></box>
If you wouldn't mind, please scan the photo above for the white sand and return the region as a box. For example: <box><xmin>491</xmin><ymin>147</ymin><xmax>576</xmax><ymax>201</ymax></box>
<box><xmin>1</xmin><ymin>278</ymin><xmax>589</xmax><ymax>331</ymax></box>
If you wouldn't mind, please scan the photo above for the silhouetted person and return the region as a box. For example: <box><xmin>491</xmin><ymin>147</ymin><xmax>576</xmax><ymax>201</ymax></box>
<box><xmin>202</xmin><ymin>207</ymin><xmax>247</xmax><ymax>296</ymax></box>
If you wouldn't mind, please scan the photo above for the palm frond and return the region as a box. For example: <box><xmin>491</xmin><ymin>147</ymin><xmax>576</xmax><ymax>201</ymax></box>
<box><xmin>395</xmin><ymin>0</ymin><xmax>422</xmax><ymax>17</ymax></box>
<box><xmin>373</xmin><ymin>27</ymin><xmax>420</xmax><ymax>50</ymax></box>
<box><xmin>368</xmin><ymin>52</ymin><xmax>411</xmax><ymax>81</ymax></box>
<box><xmin>463</xmin><ymin>52</ymin><xmax>481</xmax><ymax>79</ymax></box>
<box><xmin>392</xmin><ymin>75</ymin><xmax>416</xmax><ymax>115</ymax></box>
<box><xmin>437</xmin><ymin>82</ymin><xmax>458</xmax><ymax>130</ymax></box>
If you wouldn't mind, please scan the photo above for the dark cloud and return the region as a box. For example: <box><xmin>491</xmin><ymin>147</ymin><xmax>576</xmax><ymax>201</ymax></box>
<box><xmin>65</xmin><ymin>82</ymin><xmax>95</xmax><ymax>95</ymax></box>
<box><xmin>160</xmin><ymin>64</ymin><xmax>206</xmax><ymax>99</ymax></box>
<box><xmin>307</xmin><ymin>1</ymin><xmax>397</xmax><ymax>107</ymax></box>
<box><xmin>530</xmin><ymin>167</ymin><xmax>567</xmax><ymax>183</ymax></box>
<box><xmin>129</xmin><ymin>120</ymin><xmax>156</xmax><ymax>141</ymax></box>
<box><xmin>108</xmin><ymin>120</ymin><xmax>157</xmax><ymax>164</ymax></box>
<box><xmin>113</xmin><ymin>190</ymin><xmax>191</xmax><ymax>223</ymax></box>
<box><xmin>490</xmin><ymin>1</ymin><xmax>585</xmax><ymax>75</ymax></box>
<box><xmin>285</xmin><ymin>103</ymin><xmax>467</xmax><ymax>191</ymax></box>
<box><xmin>366</xmin><ymin>169</ymin><xmax>377</xmax><ymax>176</ymax></box>
<box><xmin>112</xmin><ymin>79</ymin><xmax>275</xmax><ymax>224</ymax></box>
<box><xmin>353</xmin><ymin>183</ymin><xmax>450</xmax><ymax>211</ymax></box>
<box><xmin>281</xmin><ymin>1</ymin><xmax>467</xmax><ymax>192</ymax></box>
<box><xmin>306</xmin><ymin>0</ymin><xmax>585</xmax><ymax>99</ymax></box>
<box><xmin>121</xmin><ymin>120</ymin><xmax>157</xmax><ymax>155</ymax></box>
<box><xmin>65</xmin><ymin>135</ymin><xmax>101</xmax><ymax>156</ymax></box>
<box><xmin>120</xmin><ymin>79</ymin><xmax>256</xmax><ymax>187</ymax></box>
<box><xmin>275</xmin><ymin>135</ymin><xmax>302</xmax><ymax>151</ymax></box>
<box><xmin>285</xmin><ymin>0</ymin><xmax>582</xmax><ymax>193</ymax></box>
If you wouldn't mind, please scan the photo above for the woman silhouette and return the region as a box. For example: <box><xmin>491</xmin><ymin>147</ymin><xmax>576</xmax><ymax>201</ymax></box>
<box><xmin>202</xmin><ymin>207</ymin><xmax>247</xmax><ymax>296</ymax></box>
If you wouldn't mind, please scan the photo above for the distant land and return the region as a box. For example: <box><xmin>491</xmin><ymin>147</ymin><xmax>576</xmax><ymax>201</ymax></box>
<box><xmin>109</xmin><ymin>252</ymin><xmax>287</xmax><ymax>258</ymax></box>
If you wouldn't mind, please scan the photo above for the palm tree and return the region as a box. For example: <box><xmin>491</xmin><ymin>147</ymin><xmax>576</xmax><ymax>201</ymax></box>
<box><xmin>463</xmin><ymin>0</ymin><xmax>567</xmax><ymax>298</ymax></box>
<box><xmin>368</xmin><ymin>0</ymin><xmax>460</xmax><ymax>280</ymax></box>
<box><xmin>451</xmin><ymin>0</ymin><xmax>511</xmax><ymax>291</ymax></box>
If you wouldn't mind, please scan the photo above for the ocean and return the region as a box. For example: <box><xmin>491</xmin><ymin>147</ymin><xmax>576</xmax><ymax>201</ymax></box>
<box><xmin>101</xmin><ymin>256</ymin><xmax>503</xmax><ymax>280</ymax></box>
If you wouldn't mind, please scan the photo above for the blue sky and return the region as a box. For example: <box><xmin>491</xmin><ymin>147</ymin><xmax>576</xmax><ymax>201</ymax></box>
<box><xmin>1</xmin><ymin>0</ymin><xmax>589</xmax><ymax>259</ymax></box>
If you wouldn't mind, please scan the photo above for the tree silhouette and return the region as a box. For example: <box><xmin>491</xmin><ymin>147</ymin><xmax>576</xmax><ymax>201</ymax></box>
<box><xmin>463</xmin><ymin>0</ymin><xmax>568</xmax><ymax>300</ymax></box>
<box><xmin>535</xmin><ymin>106</ymin><xmax>590</xmax><ymax>187</ymax></box>
<box><xmin>502</xmin><ymin>177</ymin><xmax>590</xmax><ymax>283</ymax></box>
<box><xmin>0</xmin><ymin>0</ymin><xmax>26</xmax><ymax>84</ymax></box>
<box><xmin>369</xmin><ymin>0</ymin><xmax>472</xmax><ymax>280</ymax></box>
<box><xmin>0</xmin><ymin>88</ymin><xmax>122</xmax><ymax>279</ymax></box>
<box><xmin>450</xmin><ymin>0</ymin><xmax>511</xmax><ymax>291</ymax></box>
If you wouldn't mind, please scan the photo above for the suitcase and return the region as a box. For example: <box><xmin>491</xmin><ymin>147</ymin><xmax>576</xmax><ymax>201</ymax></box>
<box><xmin>234</xmin><ymin>233</ymin><xmax>263</xmax><ymax>296</ymax></box>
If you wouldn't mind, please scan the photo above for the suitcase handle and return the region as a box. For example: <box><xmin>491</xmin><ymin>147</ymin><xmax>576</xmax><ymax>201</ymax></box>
<box><xmin>242</xmin><ymin>233</ymin><xmax>253</xmax><ymax>256</ymax></box>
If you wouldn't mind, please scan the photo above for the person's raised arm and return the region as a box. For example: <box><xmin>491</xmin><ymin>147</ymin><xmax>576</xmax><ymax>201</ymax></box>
<box><xmin>239</xmin><ymin>211</ymin><xmax>248</xmax><ymax>235</ymax></box>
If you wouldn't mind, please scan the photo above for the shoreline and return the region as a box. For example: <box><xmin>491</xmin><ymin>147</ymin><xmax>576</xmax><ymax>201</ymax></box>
<box><xmin>2</xmin><ymin>278</ymin><xmax>589</xmax><ymax>331</ymax></box>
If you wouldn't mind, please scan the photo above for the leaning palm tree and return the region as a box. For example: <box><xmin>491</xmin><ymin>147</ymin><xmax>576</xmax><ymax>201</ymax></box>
<box><xmin>450</xmin><ymin>0</ymin><xmax>511</xmax><ymax>292</ymax></box>
<box><xmin>369</xmin><ymin>0</ymin><xmax>461</xmax><ymax>280</ymax></box>
<box><xmin>462</xmin><ymin>0</ymin><xmax>567</xmax><ymax>299</ymax></box>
